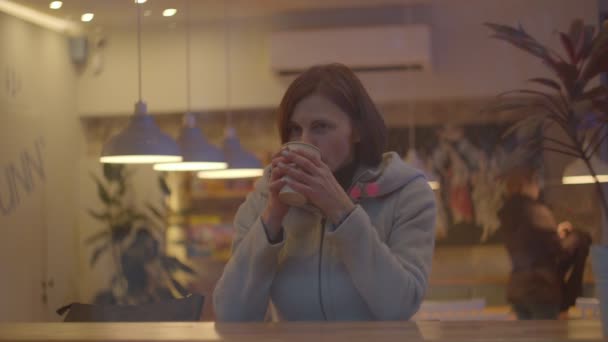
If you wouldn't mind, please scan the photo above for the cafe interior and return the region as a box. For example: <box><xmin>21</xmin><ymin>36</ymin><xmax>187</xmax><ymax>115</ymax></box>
<box><xmin>1</xmin><ymin>0</ymin><xmax>608</xmax><ymax>340</ymax></box>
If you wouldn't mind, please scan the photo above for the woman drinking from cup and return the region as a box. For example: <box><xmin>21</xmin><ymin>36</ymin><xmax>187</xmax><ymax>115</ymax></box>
<box><xmin>213</xmin><ymin>63</ymin><xmax>437</xmax><ymax>321</ymax></box>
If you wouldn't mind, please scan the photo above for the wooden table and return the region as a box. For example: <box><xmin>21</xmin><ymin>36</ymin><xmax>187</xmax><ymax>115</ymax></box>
<box><xmin>0</xmin><ymin>320</ymin><xmax>603</xmax><ymax>341</ymax></box>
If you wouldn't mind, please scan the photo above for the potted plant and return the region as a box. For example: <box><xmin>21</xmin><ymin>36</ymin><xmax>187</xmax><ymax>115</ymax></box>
<box><xmin>484</xmin><ymin>18</ymin><xmax>608</xmax><ymax>330</ymax></box>
<box><xmin>86</xmin><ymin>163</ymin><xmax>196</xmax><ymax>305</ymax></box>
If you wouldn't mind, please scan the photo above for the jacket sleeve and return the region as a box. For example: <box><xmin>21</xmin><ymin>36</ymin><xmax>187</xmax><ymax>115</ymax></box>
<box><xmin>212</xmin><ymin>189</ymin><xmax>284</xmax><ymax>321</ymax></box>
<box><xmin>326</xmin><ymin>176</ymin><xmax>436</xmax><ymax>320</ymax></box>
<box><xmin>526</xmin><ymin>202</ymin><xmax>569</xmax><ymax>259</ymax></box>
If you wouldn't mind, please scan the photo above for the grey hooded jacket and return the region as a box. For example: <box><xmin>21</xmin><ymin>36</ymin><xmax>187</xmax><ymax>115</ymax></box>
<box><xmin>213</xmin><ymin>152</ymin><xmax>436</xmax><ymax>321</ymax></box>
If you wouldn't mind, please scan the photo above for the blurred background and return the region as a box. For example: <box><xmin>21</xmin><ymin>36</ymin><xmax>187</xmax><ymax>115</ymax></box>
<box><xmin>0</xmin><ymin>0</ymin><xmax>606</xmax><ymax>322</ymax></box>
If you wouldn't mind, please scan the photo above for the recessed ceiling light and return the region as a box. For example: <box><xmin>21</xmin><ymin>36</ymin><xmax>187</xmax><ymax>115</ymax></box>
<box><xmin>134</xmin><ymin>0</ymin><xmax>147</xmax><ymax>4</ymax></box>
<box><xmin>49</xmin><ymin>1</ymin><xmax>62</xmax><ymax>9</ymax></box>
<box><xmin>163</xmin><ymin>8</ymin><xmax>177</xmax><ymax>17</ymax></box>
<box><xmin>81</xmin><ymin>13</ymin><xmax>94</xmax><ymax>22</ymax></box>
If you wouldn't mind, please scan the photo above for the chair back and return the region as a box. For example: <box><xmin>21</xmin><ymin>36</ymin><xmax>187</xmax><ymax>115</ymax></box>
<box><xmin>58</xmin><ymin>295</ymin><xmax>204</xmax><ymax>322</ymax></box>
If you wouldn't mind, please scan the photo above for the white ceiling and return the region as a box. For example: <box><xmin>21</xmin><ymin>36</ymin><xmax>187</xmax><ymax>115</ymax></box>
<box><xmin>11</xmin><ymin>0</ymin><xmax>429</xmax><ymax>30</ymax></box>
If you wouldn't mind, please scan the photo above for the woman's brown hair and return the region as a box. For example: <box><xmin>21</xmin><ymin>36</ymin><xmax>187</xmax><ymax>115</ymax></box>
<box><xmin>277</xmin><ymin>63</ymin><xmax>387</xmax><ymax>166</ymax></box>
<box><xmin>503</xmin><ymin>165</ymin><xmax>540</xmax><ymax>196</ymax></box>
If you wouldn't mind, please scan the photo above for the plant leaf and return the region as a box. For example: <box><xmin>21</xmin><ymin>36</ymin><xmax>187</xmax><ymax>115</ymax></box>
<box><xmin>87</xmin><ymin>209</ymin><xmax>111</xmax><ymax>222</ymax></box>
<box><xmin>145</xmin><ymin>202</ymin><xmax>165</xmax><ymax>221</ymax></box>
<box><xmin>579</xmin><ymin>25</ymin><xmax>596</xmax><ymax>61</ymax></box>
<box><xmin>496</xmin><ymin>89</ymin><xmax>566</xmax><ymax>117</ymax></box>
<box><xmin>547</xmin><ymin>61</ymin><xmax>580</xmax><ymax>95</ymax></box>
<box><xmin>85</xmin><ymin>230</ymin><xmax>111</xmax><ymax>245</ymax></box>
<box><xmin>568</xmin><ymin>19</ymin><xmax>584</xmax><ymax>45</ymax></box>
<box><xmin>111</xmin><ymin>223</ymin><xmax>132</xmax><ymax>243</ymax></box>
<box><xmin>481</xmin><ymin>98</ymin><xmax>564</xmax><ymax>132</ymax></box>
<box><xmin>560</xmin><ymin>32</ymin><xmax>576</xmax><ymax>64</ymax></box>
<box><xmin>567</xmin><ymin>19</ymin><xmax>585</xmax><ymax>60</ymax></box>
<box><xmin>93</xmin><ymin>176</ymin><xmax>113</xmax><ymax>205</ymax></box>
<box><xmin>118</xmin><ymin>179</ymin><xmax>127</xmax><ymax>197</ymax></box>
<box><xmin>578</xmin><ymin>85</ymin><xmax>608</xmax><ymax>101</ymax></box>
<box><xmin>485</xmin><ymin>22</ymin><xmax>558</xmax><ymax>63</ymax></box>
<box><xmin>484</xmin><ymin>22</ymin><xmax>529</xmax><ymax>40</ymax></box>
<box><xmin>571</xmin><ymin>99</ymin><xmax>594</xmax><ymax>118</ymax></box>
<box><xmin>502</xmin><ymin>115</ymin><xmax>547</xmax><ymax>140</ymax></box>
<box><xmin>161</xmin><ymin>256</ymin><xmax>196</xmax><ymax>275</ymax></box>
<box><xmin>580</xmin><ymin>48</ymin><xmax>608</xmax><ymax>82</ymax></box>
<box><xmin>490</xmin><ymin>34</ymin><xmax>551</xmax><ymax>61</ymax></box>
<box><xmin>158</xmin><ymin>176</ymin><xmax>171</xmax><ymax>196</ymax></box>
<box><xmin>103</xmin><ymin>164</ymin><xmax>123</xmax><ymax>182</ymax></box>
<box><xmin>90</xmin><ymin>241</ymin><xmax>111</xmax><ymax>267</ymax></box>
<box><xmin>146</xmin><ymin>221</ymin><xmax>166</xmax><ymax>236</ymax></box>
<box><xmin>169</xmin><ymin>276</ymin><xmax>189</xmax><ymax>297</ymax></box>
<box><xmin>175</xmin><ymin>258</ymin><xmax>196</xmax><ymax>275</ymax></box>
<box><xmin>593</xmin><ymin>99</ymin><xmax>608</xmax><ymax>115</ymax></box>
<box><xmin>580</xmin><ymin>28</ymin><xmax>608</xmax><ymax>81</ymax></box>
<box><xmin>527</xmin><ymin>78</ymin><xmax>562</xmax><ymax>91</ymax></box>
<box><xmin>590</xmin><ymin>25</ymin><xmax>608</xmax><ymax>55</ymax></box>
<box><xmin>124</xmin><ymin>207</ymin><xmax>148</xmax><ymax>223</ymax></box>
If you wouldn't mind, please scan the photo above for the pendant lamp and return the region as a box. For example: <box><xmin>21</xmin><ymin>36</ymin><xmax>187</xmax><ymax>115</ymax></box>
<box><xmin>153</xmin><ymin>0</ymin><xmax>227</xmax><ymax>172</ymax></box>
<box><xmin>198</xmin><ymin>0</ymin><xmax>263</xmax><ymax>179</ymax></box>
<box><xmin>100</xmin><ymin>2</ymin><xmax>181</xmax><ymax>164</ymax></box>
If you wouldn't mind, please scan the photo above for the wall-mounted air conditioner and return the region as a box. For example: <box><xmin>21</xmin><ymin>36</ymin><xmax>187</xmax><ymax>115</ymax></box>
<box><xmin>269</xmin><ymin>24</ymin><xmax>432</xmax><ymax>75</ymax></box>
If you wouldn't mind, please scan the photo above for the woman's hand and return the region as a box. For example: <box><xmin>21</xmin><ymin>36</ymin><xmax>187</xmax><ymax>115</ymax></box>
<box><xmin>261</xmin><ymin>149</ymin><xmax>290</xmax><ymax>240</ymax></box>
<box><xmin>280</xmin><ymin>148</ymin><xmax>355</xmax><ymax>225</ymax></box>
<box><xmin>557</xmin><ymin>221</ymin><xmax>573</xmax><ymax>239</ymax></box>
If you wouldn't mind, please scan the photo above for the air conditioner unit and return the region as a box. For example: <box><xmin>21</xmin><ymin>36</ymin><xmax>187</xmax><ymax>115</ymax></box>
<box><xmin>269</xmin><ymin>24</ymin><xmax>432</xmax><ymax>75</ymax></box>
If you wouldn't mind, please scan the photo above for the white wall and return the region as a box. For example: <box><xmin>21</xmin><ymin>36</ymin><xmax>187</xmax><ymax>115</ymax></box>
<box><xmin>0</xmin><ymin>12</ymin><xmax>81</xmax><ymax>321</ymax></box>
<box><xmin>77</xmin><ymin>0</ymin><xmax>599</xmax><ymax>116</ymax></box>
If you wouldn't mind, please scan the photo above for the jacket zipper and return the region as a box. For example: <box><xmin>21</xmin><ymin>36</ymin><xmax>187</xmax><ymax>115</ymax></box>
<box><xmin>317</xmin><ymin>171</ymin><xmax>369</xmax><ymax>320</ymax></box>
<box><xmin>318</xmin><ymin>217</ymin><xmax>328</xmax><ymax>320</ymax></box>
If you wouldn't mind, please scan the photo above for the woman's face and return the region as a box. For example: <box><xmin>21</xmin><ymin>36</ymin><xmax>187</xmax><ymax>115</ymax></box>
<box><xmin>287</xmin><ymin>94</ymin><xmax>357</xmax><ymax>172</ymax></box>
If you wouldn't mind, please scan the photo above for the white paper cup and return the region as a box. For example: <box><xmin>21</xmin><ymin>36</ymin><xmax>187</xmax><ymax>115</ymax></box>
<box><xmin>278</xmin><ymin>142</ymin><xmax>321</xmax><ymax>207</ymax></box>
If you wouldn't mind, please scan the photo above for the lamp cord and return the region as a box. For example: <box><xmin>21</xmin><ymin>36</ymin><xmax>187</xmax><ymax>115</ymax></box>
<box><xmin>185</xmin><ymin>0</ymin><xmax>191</xmax><ymax>112</ymax></box>
<box><xmin>136</xmin><ymin>2</ymin><xmax>142</xmax><ymax>102</ymax></box>
<box><xmin>224</xmin><ymin>0</ymin><xmax>232</xmax><ymax>127</ymax></box>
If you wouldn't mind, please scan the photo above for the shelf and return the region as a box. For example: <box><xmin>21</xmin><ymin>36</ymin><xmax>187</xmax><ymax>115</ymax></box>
<box><xmin>190</xmin><ymin>191</ymin><xmax>249</xmax><ymax>201</ymax></box>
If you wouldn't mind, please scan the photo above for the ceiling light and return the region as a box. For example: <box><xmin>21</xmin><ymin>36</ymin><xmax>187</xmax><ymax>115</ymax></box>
<box><xmin>100</xmin><ymin>3</ymin><xmax>181</xmax><ymax>164</ymax></box>
<box><xmin>0</xmin><ymin>0</ymin><xmax>82</xmax><ymax>34</ymax></box>
<box><xmin>197</xmin><ymin>129</ymin><xmax>263</xmax><ymax>179</ymax></box>
<box><xmin>49</xmin><ymin>1</ymin><xmax>62</xmax><ymax>10</ymax></box>
<box><xmin>153</xmin><ymin>114</ymin><xmax>227</xmax><ymax>171</ymax></box>
<box><xmin>134</xmin><ymin>0</ymin><xmax>147</xmax><ymax>4</ymax></box>
<box><xmin>81</xmin><ymin>13</ymin><xmax>94</xmax><ymax>22</ymax></box>
<box><xmin>163</xmin><ymin>8</ymin><xmax>177</xmax><ymax>17</ymax></box>
<box><xmin>562</xmin><ymin>157</ymin><xmax>608</xmax><ymax>184</ymax></box>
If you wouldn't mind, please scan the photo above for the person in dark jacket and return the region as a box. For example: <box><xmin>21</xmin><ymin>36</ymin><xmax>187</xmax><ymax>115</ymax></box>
<box><xmin>498</xmin><ymin>166</ymin><xmax>591</xmax><ymax>320</ymax></box>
